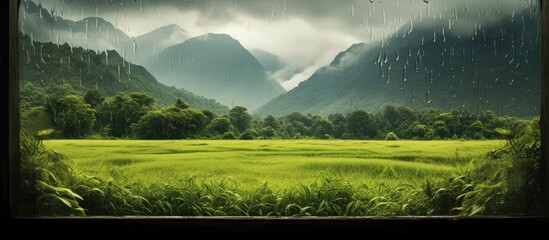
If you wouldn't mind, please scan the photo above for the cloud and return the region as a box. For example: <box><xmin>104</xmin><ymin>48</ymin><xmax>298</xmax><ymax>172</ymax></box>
<box><xmin>33</xmin><ymin>0</ymin><xmax>539</xmax><ymax>90</ymax></box>
<box><xmin>36</xmin><ymin>0</ymin><xmax>538</xmax><ymax>40</ymax></box>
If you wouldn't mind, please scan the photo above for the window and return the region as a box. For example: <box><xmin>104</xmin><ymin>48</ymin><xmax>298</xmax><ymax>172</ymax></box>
<box><xmin>10</xmin><ymin>0</ymin><xmax>547</xmax><ymax>219</ymax></box>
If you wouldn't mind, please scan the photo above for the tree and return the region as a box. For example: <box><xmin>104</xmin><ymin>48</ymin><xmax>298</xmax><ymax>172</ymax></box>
<box><xmin>97</xmin><ymin>92</ymin><xmax>155</xmax><ymax>137</ymax></box>
<box><xmin>410</xmin><ymin>124</ymin><xmax>429</xmax><ymax>139</ymax></box>
<box><xmin>346</xmin><ymin>110</ymin><xmax>377</xmax><ymax>139</ymax></box>
<box><xmin>129</xmin><ymin>92</ymin><xmax>155</xmax><ymax>116</ymax></box>
<box><xmin>20</xmin><ymin>82</ymin><xmax>47</xmax><ymax>109</ymax></box>
<box><xmin>207</xmin><ymin>117</ymin><xmax>233</xmax><ymax>135</ymax></box>
<box><xmin>21</xmin><ymin>106</ymin><xmax>52</xmax><ymax>134</ymax></box>
<box><xmin>53</xmin><ymin>95</ymin><xmax>96</xmax><ymax>138</ymax></box>
<box><xmin>133</xmin><ymin>107</ymin><xmax>207</xmax><ymax>139</ymax></box>
<box><xmin>84</xmin><ymin>89</ymin><xmax>105</xmax><ymax>108</ymax></box>
<box><xmin>201</xmin><ymin>110</ymin><xmax>217</xmax><ymax>126</ymax></box>
<box><xmin>175</xmin><ymin>99</ymin><xmax>189</xmax><ymax>109</ymax></box>
<box><xmin>263</xmin><ymin>115</ymin><xmax>280</xmax><ymax>130</ymax></box>
<box><xmin>291</xmin><ymin>121</ymin><xmax>310</xmax><ymax>137</ymax></box>
<box><xmin>229</xmin><ymin>106</ymin><xmax>252</xmax><ymax>133</ymax></box>
<box><xmin>285</xmin><ymin>112</ymin><xmax>314</xmax><ymax>127</ymax></box>
<box><xmin>436</xmin><ymin>112</ymin><xmax>458</xmax><ymax>136</ymax></box>
<box><xmin>433</xmin><ymin>120</ymin><xmax>450</xmax><ymax>139</ymax></box>
<box><xmin>131</xmin><ymin>110</ymin><xmax>173</xmax><ymax>139</ymax></box>
<box><xmin>409</xmin><ymin>123</ymin><xmax>436</xmax><ymax>140</ymax></box>
<box><xmin>312</xmin><ymin>117</ymin><xmax>334</xmax><ymax>138</ymax></box>
<box><xmin>261</xmin><ymin>127</ymin><xmax>278</xmax><ymax>139</ymax></box>
<box><xmin>469</xmin><ymin>120</ymin><xmax>486</xmax><ymax>139</ymax></box>
<box><xmin>239</xmin><ymin>129</ymin><xmax>257</xmax><ymax>140</ymax></box>
<box><xmin>328</xmin><ymin>113</ymin><xmax>347</xmax><ymax>138</ymax></box>
<box><xmin>170</xmin><ymin>107</ymin><xmax>208</xmax><ymax>138</ymax></box>
<box><xmin>383</xmin><ymin>106</ymin><xmax>400</xmax><ymax>128</ymax></box>
<box><xmin>397</xmin><ymin>106</ymin><xmax>419</xmax><ymax>124</ymax></box>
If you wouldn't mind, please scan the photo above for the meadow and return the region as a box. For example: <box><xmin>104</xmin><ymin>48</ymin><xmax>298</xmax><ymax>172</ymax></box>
<box><xmin>44</xmin><ymin>140</ymin><xmax>503</xmax><ymax>189</ymax></box>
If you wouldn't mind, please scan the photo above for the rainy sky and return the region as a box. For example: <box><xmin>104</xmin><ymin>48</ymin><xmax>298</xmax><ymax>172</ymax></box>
<box><xmin>36</xmin><ymin>0</ymin><xmax>537</xmax><ymax>90</ymax></box>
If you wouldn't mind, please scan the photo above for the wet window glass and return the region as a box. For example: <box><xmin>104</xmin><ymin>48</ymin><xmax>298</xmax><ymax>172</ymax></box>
<box><xmin>18</xmin><ymin>0</ymin><xmax>542</xmax><ymax>216</ymax></box>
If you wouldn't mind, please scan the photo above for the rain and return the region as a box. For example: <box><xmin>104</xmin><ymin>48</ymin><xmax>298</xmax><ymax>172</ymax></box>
<box><xmin>17</xmin><ymin>0</ymin><xmax>541</xmax><ymax>116</ymax></box>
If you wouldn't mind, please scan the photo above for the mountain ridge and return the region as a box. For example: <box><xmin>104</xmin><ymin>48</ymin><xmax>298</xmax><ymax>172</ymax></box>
<box><xmin>256</xmin><ymin>10</ymin><xmax>541</xmax><ymax>117</ymax></box>
<box><xmin>19</xmin><ymin>0</ymin><xmax>189</xmax><ymax>65</ymax></box>
<box><xmin>147</xmin><ymin>33</ymin><xmax>287</xmax><ymax>110</ymax></box>
<box><xmin>19</xmin><ymin>34</ymin><xmax>229</xmax><ymax>115</ymax></box>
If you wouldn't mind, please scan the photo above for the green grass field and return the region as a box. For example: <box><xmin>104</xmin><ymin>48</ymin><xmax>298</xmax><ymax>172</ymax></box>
<box><xmin>44</xmin><ymin>140</ymin><xmax>504</xmax><ymax>190</ymax></box>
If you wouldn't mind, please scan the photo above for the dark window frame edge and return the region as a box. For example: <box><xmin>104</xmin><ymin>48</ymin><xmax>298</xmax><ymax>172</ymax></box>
<box><xmin>5</xmin><ymin>0</ymin><xmax>549</xmax><ymax>226</ymax></box>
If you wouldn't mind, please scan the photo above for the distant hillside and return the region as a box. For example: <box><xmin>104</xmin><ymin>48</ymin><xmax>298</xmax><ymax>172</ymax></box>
<box><xmin>257</xmin><ymin>9</ymin><xmax>541</xmax><ymax>117</ymax></box>
<box><xmin>147</xmin><ymin>33</ymin><xmax>286</xmax><ymax>110</ymax></box>
<box><xmin>250</xmin><ymin>49</ymin><xmax>283</xmax><ymax>73</ymax></box>
<box><xmin>20</xmin><ymin>0</ymin><xmax>130</xmax><ymax>53</ymax></box>
<box><xmin>19</xmin><ymin>34</ymin><xmax>229</xmax><ymax>115</ymax></box>
<box><xmin>19</xmin><ymin>0</ymin><xmax>189</xmax><ymax>65</ymax></box>
<box><xmin>127</xmin><ymin>24</ymin><xmax>189</xmax><ymax>64</ymax></box>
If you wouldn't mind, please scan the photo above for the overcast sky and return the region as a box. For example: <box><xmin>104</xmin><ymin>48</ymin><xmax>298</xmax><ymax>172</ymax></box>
<box><xmin>35</xmin><ymin>0</ymin><xmax>537</xmax><ymax>90</ymax></box>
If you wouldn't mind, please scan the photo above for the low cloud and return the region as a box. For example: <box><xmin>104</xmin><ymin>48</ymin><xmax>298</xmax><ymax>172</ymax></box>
<box><xmin>34</xmin><ymin>0</ymin><xmax>539</xmax><ymax>90</ymax></box>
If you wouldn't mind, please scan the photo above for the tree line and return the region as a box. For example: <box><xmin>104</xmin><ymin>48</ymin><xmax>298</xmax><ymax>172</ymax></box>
<box><xmin>23</xmin><ymin>90</ymin><xmax>531</xmax><ymax>140</ymax></box>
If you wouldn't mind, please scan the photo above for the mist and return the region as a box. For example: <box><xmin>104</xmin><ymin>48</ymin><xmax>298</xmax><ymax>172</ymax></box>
<box><xmin>34</xmin><ymin>0</ymin><xmax>538</xmax><ymax>90</ymax></box>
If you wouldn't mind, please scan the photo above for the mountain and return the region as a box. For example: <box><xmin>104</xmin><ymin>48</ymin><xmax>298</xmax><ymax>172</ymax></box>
<box><xmin>250</xmin><ymin>49</ymin><xmax>283</xmax><ymax>73</ymax></box>
<box><xmin>147</xmin><ymin>33</ymin><xmax>287</xmax><ymax>110</ymax></box>
<box><xmin>129</xmin><ymin>24</ymin><xmax>190</xmax><ymax>64</ymax></box>
<box><xmin>20</xmin><ymin>0</ymin><xmax>131</xmax><ymax>53</ymax></box>
<box><xmin>19</xmin><ymin>34</ymin><xmax>229</xmax><ymax>115</ymax></box>
<box><xmin>256</xmin><ymin>10</ymin><xmax>541</xmax><ymax>117</ymax></box>
<box><xmin>19</xmin><ymin>0</ymin><xmax>189</xmax><ymax>65</ymax></box>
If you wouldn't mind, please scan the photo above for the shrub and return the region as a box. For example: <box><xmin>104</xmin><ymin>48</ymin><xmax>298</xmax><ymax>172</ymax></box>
<box><xmin>239</xmin><ymin>129</ymin><xmax>256</xmax><ymax>140</ymax></box>
<box><xmin>385</xmin><ymin>132</ymin><xmax>399</xmax><ymax>141</ymax></box>
<box><xmin>423</xmin><ymin>118</ymin><xmax>542</xmax><ymax>216</ymax></box>
<box><xmin>20</xmin><ymin>131</ymin><xmax>85</xmax><ymax>216</ymax></box>
<box><xmin>221</xmin><ymin>132</ymin><xmax>237</xmax><ymax>140</ymax></box>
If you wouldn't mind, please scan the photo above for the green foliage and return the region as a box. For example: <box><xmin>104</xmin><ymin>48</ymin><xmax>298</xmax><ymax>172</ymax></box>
<box><xmin>410</xmin><ymin>124</ymin><xmax>429</xmax><ymax>139</ymax></box>
<box><xmin>201</xmin><ymin>110</ymin><xmax>217</xmax><ymax>125</ymax></box>
<box><xmin>239</xmin><ymin>129</ymin><xmax>257</xmax><ymax>140</ymax></box>
<box><xmin>421</xmin><ymin>119</ymin><xmax>542</xmax><ymax>215</ymax></box>
<box><xmin>51</xmin><ymin>95</ymin><xmax>96</xmax><ymax>138</ymax></box>
<box><xmin>221</xmin><ymin>132</ymin><xmax>237</xmax><ymax>140</ymax></box>
<box><xmin>133</xmin><ymin>107</ymin><xmax>207</xmax><ymax>139</ymax></box>
<box><xmin>229</xmin><ymin>106</ymin><xmax>252</xmax><ymax>133</ymax></box>
<box><xmin>84</xmin><ymin>89</ymin><xmax>105</xmax><ymax>108</ymax></box>
<box><xmin>20</xmin><ymin>131</ymin><xmax>85</xmax><ymax>216</ymax></box>
<box><xmin>21</xmin><ymin>106</ymin><xmax>53</xmax><ymax>134</ymax></box>
<box><xmin>261</xmin><ymin>127</ymin><xmax>278</xmax><ymax>139</ymax></box>
<box><xmin>33</xmin><ymin>136</ymin><xmax>539</xmax><ymax>216</ymax></box>
<box><xmin>385</xmin><ymin>132</ymin><xmax>399</xmax><ymax>141</ymax></box>
<box><xmin>263</xmin><ymin>115</ymin><xmax>280</xmax><ymax>130</ymax></box>
<box><xmin>33</xmin><ymin>84</ymin><xmax>529</xmax><ymax>142</ymax></box>
<box><xmin>19</xmin><ymin>34</ymin><xmax>229</xmax><ymax>115</ymax></box>
<box><xmin>328</xmin><ymin>113</ymin><xmax>347</xmax><ymax>138</ymax></box>
<box><xmin>311</xmin><ymin>117</ymin><xmax>334</xmax><ymax>138</ymax></box>
<box><xmin>96</xmin><ymin>92</ymin><xmax>154</xmax><ymax>137</ymax></box>
<box><xmin>346</xmin><ymin>110</ymin><xmax>377</xmax><ymax>139</ymax></box>
<box><xmin>175</xmin><ymin>99</ymin><xmax>189</xmax><ymax>109</ymax></box>
<box><xmin>207</xmin><ymin>117</ymin><xmax>233</xmax><ymax>135</ymax></box>
<box><xmin>255</xmin><ymin>18</ymin><xmax>540</xmax><ymax>118</ymax></box>
<box><xmin>147</xmin><ymin>33</ymin><xmax>286</xmax><ymax>110</ymax></box>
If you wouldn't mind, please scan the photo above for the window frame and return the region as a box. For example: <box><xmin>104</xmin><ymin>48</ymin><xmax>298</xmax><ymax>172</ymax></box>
<box><xmin>5</xmin><ymin>0</ymin><xmax>549</xmax><ymax>233</ymax></box>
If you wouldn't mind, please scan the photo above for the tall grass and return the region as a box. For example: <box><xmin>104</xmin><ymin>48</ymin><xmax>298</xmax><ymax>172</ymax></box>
<box><xmin>20</xmin><ymin>130</ymin><xmax>85</xmax><ymax>216</ymax></box>
<box><xmin>20</xmin><ymin>120</ymin><xmax>542</xmax><ymax>216</ymax></box>
<box><xmin>421</xmin><ymin>118</ymin><xmax>542</xmax><ymax>216</ymax></box>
